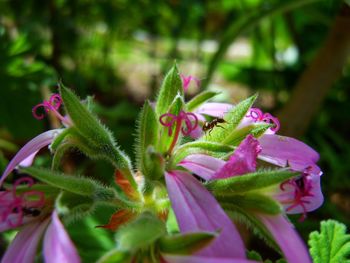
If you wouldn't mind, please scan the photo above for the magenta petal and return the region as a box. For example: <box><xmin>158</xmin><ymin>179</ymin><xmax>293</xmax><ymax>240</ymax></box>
<box><xmin>258</xmin><ymin>134</ymin><xmax>320</xmax><ymax>173</ymax></box>
<box><xmin>43</xmin><ymin>211</ymin><xmax>80</xmax><ymax>263</ymax></box>
<box><xmin>179</xmin><ymin>154</ymin><xmax>225</xmax><ymax>180</ymax></box>
<box><xmin>1</xmin><ymin>218</ymin><xmax>50</xmax><ymax>263</ymax></box>
<box><xmin>274</xmin><ymin>173</ymin><xmax>324</xmax><ymax>214</ymax></box>
<box><xmin>212</xmin><ymin>135</ymin><xmax>261</xmax><ymax>180</ymax></box>
<box><xmin>163</xmin><ymin>254</ymin><xmax>258</xmax><ymax>263</ymax></box>
<box><xmin>0</xmin><ymin>129</ymin><xmax>63</xmax><ymax>185</ymax></box>
<box><xmin>165</xmin><ymin>171</ymin><xmax>245</xmax><ymax>258</ymax></box>
<box><xmin>195</xmin><ymin>103</ymin><xmax>233</xmax><ymax>117</ymax></box>
<box><xmin>257</xmin><ymin>215</ymin><xmax>312</xmax><ymax>263</ymax></box>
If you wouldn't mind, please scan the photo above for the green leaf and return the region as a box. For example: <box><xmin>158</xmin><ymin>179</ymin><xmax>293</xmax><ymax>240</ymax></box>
<box><xmin>97</xmin><ymin>250</ymin><xmax>131</xmax><ymax>263</ymax></box>
<box><xmin>136</xmin><ymin>100</ymin><xmax>163</xmax><ymax>179</ymax></box>
<box><xmin>222</xmin><ymin>123</ymin><xmax>272</xmax><ymax>146</ymax></box>
<box><xmin>217</xmin><ymin>193</ymin><xmax>282</xmax><ymax>215</ymax></box>
<box><xmin>159</xmin><ymin>232</ymin><xmax>216</xmax><ymax>255</ymax></box>
<box><xmin>206</xmin><ymin>169</ymin><xmax>298</xmax><ymax>194</ymax></box>
<box><xmin>186</xmin><ymin>91</ymin><xmax>219</xmax><ymax>112</ymax></box>
<box><xmin>155</xmin><ymin>64</ymin><xmax>183</xmax><ymax>117</ymax></box>
<box><xmin>59</xmin><ymin>85</ymin><xmax>136</xmax><ymax>189</ymax></box>
<box><xmin>172</xmin><ymin>141</ymin><xmax>234</xmax><ymax>166</ymax></box>
<box><xmin>116</xmin><ymin>212</ymin><xmax>166</xmax><ymax>251</ymax></box>
<box><xmin>308</xmin><ymin>220</ymin><xmax>350</xmax><ymax>263</ymax></box>
<box><xmin>21</xmin><ymin>167</ymin><xmax>126</xmax><ymax>205</ymax></box>
<box><xmin>203</xmin><ymin>94</ymin><xmax>257</xmax><ymax>143</ymax></box>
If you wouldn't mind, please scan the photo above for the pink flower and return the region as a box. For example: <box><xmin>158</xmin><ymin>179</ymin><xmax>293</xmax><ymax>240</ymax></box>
<box><xmin>0</xmin><ymin>129</ymin><xmax>63</xmax><ymax>185</ymax></box>
<box><xmin>1</xmin><ymin>94</ymin><xmax>71</xmax><ymax>185</ymax></box>
<box><xmin>1</xmin><ymin>211</ymin><xmax>80</xmax><ymax>263</ymax></box>
<box><xmin>178</xmin><ymin>135</ymin><xmax>318</xmax><ymax>263</ymax></box>
<box><xmin>1</xmin><ymin>94</ymin><xmax>79</xmax><ymax>263</ymax></box>
<box><xmin>165</xmin><ymin>170</ymin><xmax>247</xmax><ymax>260</ymax></box>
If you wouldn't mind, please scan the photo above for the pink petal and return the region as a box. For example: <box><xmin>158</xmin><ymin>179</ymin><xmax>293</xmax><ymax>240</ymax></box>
<box><xmin>1</xmin><ymin>218</ymin><xmax>50</xmax><ymax>263</ymax></box>
<box><xmin>258</xmin><ymin>134</ymin><xmax>320</xmax><ymax>173</ymax></box>
<box><xmin>212</xmin><ymin>135</ymin><xmax>261</xmax><ymax>180</ymax></box>
<box><xmin>165</xmin><ymin>171</ymin><xmax>245</xmax><ymax>258</ymax></box>
<box><xmin>195</xmin><ymin>103</ymin><xmax>233</xmax><ymax>117</ymax></box>
<box><xmin>163</xmin><ymin>254</ymin><xmax>258</xmax><ymax>263</ymax></box>
<box><xmin>257</xmin><ymin>215</ymin><xmax>312</xmax><ymax>263</ymax></box>
<box><xmin>0</xmin><ymin>129</ymin><xmax>63</xmax><ymax>185</ymax></box>
<box><xmin>19</xmin><ymin>151</ymin><xmax>39</xmax><ymax>167</ymax></box>
<box><xmin>43</xmin><ymin>211</ymin><xmax>80</xmax><ymax>263</ymax></box>
<box><xmin>179</xmin><ymin>154</ymin><xmax>225</xmax><ymax>180</ymax></box>
<box><xmin>273</xmin><ymin>173</ymin><xmax>324</xmax><ymax>214</ymax></box>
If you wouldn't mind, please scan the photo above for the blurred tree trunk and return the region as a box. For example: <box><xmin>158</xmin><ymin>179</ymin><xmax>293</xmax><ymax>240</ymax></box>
<box><xmin>278</xmin><ymin>4</ymin><xmax>350</xmax><ymax>137</ymax></box>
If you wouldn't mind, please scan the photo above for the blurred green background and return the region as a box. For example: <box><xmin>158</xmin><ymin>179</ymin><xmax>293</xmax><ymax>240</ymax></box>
<box><xmin>1</xmin><ymin>0</ymin><xmax>349</xmax><ymax>261</ymax></box>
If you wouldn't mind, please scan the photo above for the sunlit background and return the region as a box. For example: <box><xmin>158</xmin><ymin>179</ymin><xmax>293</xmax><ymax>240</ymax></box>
<box><xmin>1</xmin><ymin>0</ymin><xmax>349</xmax><ymax>261</ymax></box>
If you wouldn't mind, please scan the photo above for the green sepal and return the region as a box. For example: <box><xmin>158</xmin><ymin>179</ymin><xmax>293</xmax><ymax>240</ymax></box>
<box><xmin>97</xmin><ymin>250</ymin><xmax>131</xmax><ymax>263</ymax></box>
<box><xmin>159</xmin><ymin>232</ymin><xmax>216</xmax><ymax>255</ymax></box>
<box><xmin>143</xmin><ymin>146</ymin><xmax>165</xmax><ymax>180</ymax></box>
<box><xmin>59</xmin><ymin>84</ymin><xmax>113</xmax><ymax>147</ymax></box>
<box><xmin>21</xmin><ymin>167</ymin><xmax>120</xmax><ymax>203</ymax></box>
<box><xmin>172</xmin><ymin>141</ymin><xmax>234</xmax><ymax>166</ymax></box>
<box><xmin>56</xmin><ymin>191</ymin><xmax>95</xmax><ymax>223</ymax></box>
<box><xmin>155</xmin><ymin>64</ymin><xmax>183</xmax><ymax>117</ymax></box>
<box><xmin>308</xmin><ymin>220</ymin><xmax>350</xmax><ymax>263</ymax></box>
<box><xmin>116</xmin><ymin>211</ymin><xmax>166</xmax><ymax>251</ymax></box>
<box><xmin>49</xmin><ymin>128</ymin><xmax>72</xmax><ymax>152</ymax></box>
<box><xmin>203</xmin><ymin>94</ymin><xmax>257</xmax><ymax>143</ymax></box>
<box><xmin>224</xmin><ymin>205</ymin><xmax>281</xmax><ymax>253</ymax></box>
<box><xmin>136</xmin><ymin>101</ymin><xmax>161</xmax><ymax>179</ymax></box>
<box><xmin>59</xmin><ymin>84</ymin><xmax>136</xmax><ymax>190</ymax></box>
<box><xmin>12</xmin><ymin>183</ymin><xmax>60</xmax><ymax>197</ymax></box>
<box><xmin>186</xmin><ymin>91</ymin><xmax>219</xmax><ymax>112</ymax></box>
<box><xmin>222</xmin><ymin>123</ymin><xmax>272</xmax><ymax>146</ymax></box>
<box><xmin>206</xmin><ymin>169</ymin><xmax>299</xmax><ymax>194</ymax></box>
<box><xmin>158</xmin><ymin>94</ymin><xmax>185</xmax><ymax>154</ymax></box>
<box><xmin>217</xmin><ymin>193</ymin><xmax>282</xmax><ymax>215</ymax></box>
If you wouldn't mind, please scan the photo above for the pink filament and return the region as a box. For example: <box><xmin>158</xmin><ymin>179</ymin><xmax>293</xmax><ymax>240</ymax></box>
<box><xmin>159</xmin><ymin>111</ymin><xmax>198</xmax><ymax>153</ymax></box>
<box><xmin>247</xmin><ymin>108</ymin><xmax>280</xmax><ymax>132</ymax></box>
<box><xmin>280</xmin><ymin>167</ymin><xmax>314</xmax><ymax>222</ymax></box>
<box><xmin>159</xmin><ymin>111</ymin><xmax>198</xmax><ymax>137</ymax></box>
<box><xmin>0</xmin><ymin>177</ymin><xmax>45</xmax><ymax>228</ymax></box>
<box><xmin>32</xmin><ymin>94</ymin><xmax>70</xmax><ymax>125</ymax></box>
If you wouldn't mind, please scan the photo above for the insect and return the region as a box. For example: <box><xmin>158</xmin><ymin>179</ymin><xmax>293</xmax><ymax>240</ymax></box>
<box><xmin>22</xmin><ymin>207</ymin><xmax>41</xmax><ymax>217</ymax></box>
<box><xmin>202</xmin><ymin>117</ymin><xmax>226</xmax><ymax>135</ymax></box>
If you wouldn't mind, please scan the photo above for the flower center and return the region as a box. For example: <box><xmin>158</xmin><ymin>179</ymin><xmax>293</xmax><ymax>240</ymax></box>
<box><xmin>159</xmin><ymin>111</ymin><xmax>198</xmax><ymax>154</ymax></box>
<box><xmin>0</xmin><ymin>177</ymin><xmax>45</xmax><ymax>228</ymax></box>
<box><xmin>32</xmin><ymin>94</ymin><xmax>72</xmax><ymax>126</ymax></box>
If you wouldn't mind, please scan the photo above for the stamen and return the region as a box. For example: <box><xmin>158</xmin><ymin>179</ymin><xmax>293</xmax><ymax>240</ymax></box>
<box><xmin>159</xmin><ymin>113</ymin><xmax>178</xmax><ymax>136</ymax></box>
<box><xmin>280</xmin><ymin>167</ymin><xmax>314</xmax><ymax>222</ymax></box>
<box><xmin>32</xmin><ymin>94</ymin><xmax>71</xmax><ymax>125</ymax></box>
<box><xmin>0</xmin><ymin>177</ymin><xmax>45</xmax><ymax>228</ymax></box>
<box><xmin>159</xmin><ymin>110</ymin><xmax>198</xmax><ymax>154</ymax></box>
<box><xmin>247</xmin><ymin>108</ymin><xmax>280</xmax><ymax>132</ymax></box>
